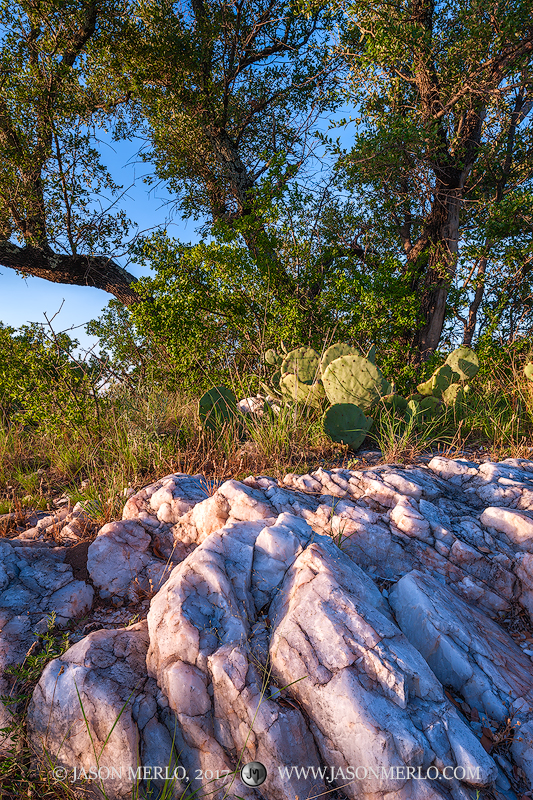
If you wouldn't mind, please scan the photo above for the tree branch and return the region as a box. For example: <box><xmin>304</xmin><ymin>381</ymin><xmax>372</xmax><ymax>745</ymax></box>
<box><xmin>0</xmin><ymin>240</ymin><xmax>141</xmax><ymax>305</ymax></box>
<box><xmin>434</xmin><ymin>37</ymin><xmax>533</xmax><ymax>121</ymax></box>
<box><xmin>61</xmin><ymin>1</ymin><xmax>98</xmax><ymax>68</ymax></box>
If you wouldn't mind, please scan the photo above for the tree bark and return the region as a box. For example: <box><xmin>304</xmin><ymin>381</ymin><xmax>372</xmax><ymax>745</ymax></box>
<box><xmin>408</xmin><ymin>180</ymin><xmax>463</xmax><ymax>358</ymax></box>
<box><xmin>0</xmin><ymin>240</ymin><xmax>141</xmax><ymax>305</ymax></box>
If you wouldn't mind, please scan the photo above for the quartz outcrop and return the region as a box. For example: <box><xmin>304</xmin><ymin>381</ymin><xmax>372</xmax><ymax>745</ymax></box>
<box><xmin>2</xmin><ymin>457</ymin><xmax>533</xmax><ymax>799</ymax></box>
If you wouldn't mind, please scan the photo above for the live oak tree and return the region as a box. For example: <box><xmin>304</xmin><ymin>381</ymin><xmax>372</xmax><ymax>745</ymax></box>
<box><xmin>335</xmin><ymin>0</ymin><xmax>533</xmax><ymax>359</ymax></box>
<box><xmin>0</xmin><ymin>0</ymin><xmax>142</xmax><ymax>303</ymax></box>
<box><xmin>0</xmin><ymin>0</ymin><xmax>337</xmax><ymax>314</ymax></box>
<box><xmin>103</xmin><ymin>0</ymin><xmax>338</xmax><ymax>303</ymax></box>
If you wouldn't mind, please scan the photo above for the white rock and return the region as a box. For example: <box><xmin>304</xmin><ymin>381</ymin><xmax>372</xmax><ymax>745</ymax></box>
<box><xmin>390</xmin><ymin>497</ymin><xmax>433</xmax><ymax>542</ymax></box>
<box><xmin>480</xmin><ymin>507</ymin><xmax>533</xmax><ymax>551</ymax></box>
<box><xmin>270</xmin><ymin>544</ymin><xmax>496</xmax><ymax>797</ymax></box>
<box><xmin>146</xmin><ymin>515</ymin><xmax>326</xmax><ymax>800</ymax></box>
<box><xmin>516</xmin><ymin>553</ymin><xmax>533</xmax><ymax>620</ymax></box>
<box><xmin>389</xmin><ymin>570</ymin><xmax>533</xmax><ymax>781</ymax></box>
<box><xmin>28</xmin><ymin>623</ymin><xmax>183</xmax><ymax>800</ymax></box>
<box><xmin>87</xmin><ymin>520</ymin><xmax>172</xmax><ymax>602</ymax></box>
<box><xmin>17</xmin><ymin>459</ymin><xmax>533</xmax><ymax>795</ymax></box>
<box><xmin>419</xmin><ymin>498</ymin><xmax>453</xmax><ymax>541</ymax></box>
<box><xmin>428</xmin><ymin>457</ymin><xmax>478</xmax><ymax>483</ymax></box>
<box><xmin>512</xmin><ymin>719</ymin><xmax>533</xmax><ymax>785</ymax></box>
<box><xmin>237</xmin><ymin>396</ymin><xmax>265</xmax><ymax>415</ymax></box>
<box><xmin>382</xmin><ymin>472</ymin><xmax>423</xmax><ymax>500</ymax></box>
<box><xmin>0</xmin><ymin>540</ymin><xmax>94</xmax><ymax>754</ymax></box>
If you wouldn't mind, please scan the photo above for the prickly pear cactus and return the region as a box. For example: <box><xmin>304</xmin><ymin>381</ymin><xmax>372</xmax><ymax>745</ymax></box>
<box><xmin>260</xmin><ymin>367</ymin><xmax>284</xmax><ymax>399</ymax></box>
<box><xmin>442</xmin><ymin>382</ymin><xmax>463</xmax><ymax>405</ymax></box>
<box><xmin>279</xmin><ymin>373</ymin><xmax>325</xmax><ymax>408</ymax></box>
<box><xmin>322</xmin><ymin>355</ymin><xmax>391</xmax><ymax>414</ymax></box>
<box><xmin>378</xmin><ymin>393</ymin><xmax>442</xmax><ymax>431</ymax></box>
<box><xmin>260</xmin><ymin>380</ymin><xmax>279</xmax><ymax>400</ymax></box>
<box><xmin>418</xmin><ymin>395</ymin><xmax>443</xmax><ymax>420</ymax></box>
<box><xmin>405</xmin><ymin>398</ymin><xmax>421</xmax><ymax>421</ymax></box>
<box><xmin>442</xmin><ymin>383</ymin><xmax>469</xmax><ymax>420</ymax></box>
<box><xmin>320</xmin><ymin>343</ymin><xmax>360</xmax><ymax>377</ymax></box>
<box><xmin>417</xmin><ymin>364</ymin><xmax>457</xmax><ymax>398</ymax></box>
<box><xmin>264</xmin><ymin>349</ymin><xmax>282</xmax><ymax>367</ymax></box>
<box><xmin>198</xmin><ymin>386</ymin><xmax>243</xmax><ymax>434</ymax></box>
<box><xmin>445</xmin><ymin>346</ymin><xmax>479</xmax><ymax>381</ymax></box>
<box><xmin>322</xmin><ymin>403</ymin><xmax>372</xmax><ymax>450</ymax></box>
<box><xmin>271</xmin><ymin>370</ymin><xmax>282</xmax><ymax>393</ymax></box>
<box><xmin>379</xmin><ymin>393</ymin><xmax>408</xmax><ymax>414</ymax></box>
<box><xmin>524</xmin><ymin>362</ymin><xmax>533</xmax><ymax>381</ymax></box>
<box><xmin>415</xmin><ymin>376</ymin><xmax>433</xmax><ymax>397</ymax></box>
<box><xmin>281</xmin><ymin>347</ymin><xmax>321</xmax><ymax>385</ymax></box>
<box><xmin>366</xmin><ymin>343</ymin><xmax>376</xmax><ymax>364</ymax></box>
<box><xmin>435</xmin><ymin>363</ymin><xmax>458</xmax><ymax>396</ymax></box>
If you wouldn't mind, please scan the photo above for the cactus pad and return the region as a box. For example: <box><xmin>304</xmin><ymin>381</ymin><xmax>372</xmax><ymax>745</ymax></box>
<box><xmin>405</xmin><ymin>398</ymin><xmax>421</xmax><ymax>421</ymax></box>
<box><xmin>432</xmin><ymin>364</ymin><xmax>456</xmax><ymax>397</ymax></box>
<box><xmin>416</xmin><ymin>375</ymin><xmax>433</xmax><ymax>397</ymax></box>
<box><xmin>199</xmin><ymin>387</ymin><xmax>241</xmax><ymax>434</ymax></box>
<box><xmin>445</xmin><ymin>346</ymin><xmax>479</xmax><ymax>381</ymax></box>
<box><xmin>264</xmin><ymin>349</ymin><xmax>282</xmax><ymax>366</ymax></box>
<box><xmin>320</xmin><ymin>343</ymin><xmax>360</xmax><ymax>376</ymax></box>
<box><xmin>442</xmin><ymin>382</ymin><xmax>464</xmax><ymax>405</ymax></box>
<box><xmin>380</xmin><ymin>393</ymin><xmax>408</xmax><ymax>414</ymax></box>
<box><xmin>322</xmin><ymin>354</ymin><xmax>391</xmax><ymax>414</ymax></box>
<box><xmin>271</xmin><ymin>370</ymin><xmax>282</xmax><ymax>392</ymax></box>
<box><xmin>322</xmin><ymin>403</ymin><xmax>372</xmax><ymax>450</ymax></box>
<box><xmin>281</xmin><ymin>347</ymin><xmax>321</xmax><ymax>384</ymax></box>
<box><xmin>417</xmin><ymin>364</ymin><xmax>457</xmax><ymax>398</ymax></box>
<box><xmin>419</xmin><ymin>396</ymin><xmax>442</xmax><ymax>419</ymax></box>
<box><xmin>524</xmin><ymin>362</ymin><xmax>533</xmax><ymax>381</ymax></box>
<box><xmin>279</xmin><ymin>373</ymin><xmax>325</xmax><ymax>408</ymax></box>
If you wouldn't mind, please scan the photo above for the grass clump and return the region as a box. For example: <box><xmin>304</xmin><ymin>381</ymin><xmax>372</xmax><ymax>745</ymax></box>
<box><xmin>0</xmin><ymin>613</ymin><xmax>73</xmax><ymax>800</ymax></box>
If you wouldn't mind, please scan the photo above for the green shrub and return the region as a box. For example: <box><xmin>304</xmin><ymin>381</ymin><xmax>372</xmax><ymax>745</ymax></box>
<box><xmin>0</xmin><ymin>322</ymin><xmax>102</xmax><ymax>437</ymax></box>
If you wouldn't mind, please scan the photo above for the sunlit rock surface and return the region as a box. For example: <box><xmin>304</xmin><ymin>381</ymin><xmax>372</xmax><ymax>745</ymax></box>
<box><xmin>15</xmin><ymin>457</ymin><xmax>533</xmax><ymax>798</ymax></box>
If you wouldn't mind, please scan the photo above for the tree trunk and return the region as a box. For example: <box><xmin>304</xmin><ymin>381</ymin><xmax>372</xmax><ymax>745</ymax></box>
<box><xmin>205</xmin><ymin>126</ymin><xmax>297</xmax><ymax>299</ymax></box>
<box><xmin>463</xmin><ymin>255</ymin><xmax>488</xmax><ymax>346</ymax></box>
<box><xmin>406</xmin><ymin>181</ymin><xmax>462</xmax><ymax>360</ymax></box>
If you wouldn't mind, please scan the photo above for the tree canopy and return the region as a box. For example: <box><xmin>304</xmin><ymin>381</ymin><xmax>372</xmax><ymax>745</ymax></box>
<box><xmin>1</xmin><ymin>0</ymin><xmax>532</xmax><ymax>367</ymax></box>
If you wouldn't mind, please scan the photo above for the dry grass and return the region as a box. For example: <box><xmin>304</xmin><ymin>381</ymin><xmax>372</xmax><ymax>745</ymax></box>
<box><xmin>0</xmin><ymin>384</ymin><xmax>345</xmax><ymax>532</ymax></box>
<box><xmin>3</xmin><ymin>360</ymin><xmax>533</xmax><ymax>531</ymax></box>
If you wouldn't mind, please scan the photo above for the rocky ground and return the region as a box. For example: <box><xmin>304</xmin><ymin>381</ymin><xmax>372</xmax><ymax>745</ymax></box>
<box><xmin>2</xmin><ymin>455</ymin><xmax>533</xmax><ymax>800</ymax></box>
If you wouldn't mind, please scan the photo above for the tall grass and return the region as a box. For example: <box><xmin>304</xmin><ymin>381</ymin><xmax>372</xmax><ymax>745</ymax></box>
<box><xmin>0</xmin><ymin>378</ymin><xmax>343</xmax><ymax>529</ymax></box>
<box><xmin>370</xmin><ymin>403</ymin><xmax>455</xmax><ymax>465</ymax></box>
<box><xmin>1</xmin><ymin>345</ymin><xmax>533</xmax><ymax>529</ymax></box>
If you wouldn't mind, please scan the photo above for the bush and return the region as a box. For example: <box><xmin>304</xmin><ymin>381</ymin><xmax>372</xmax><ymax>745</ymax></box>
<box><xmin>0</xmin><ymin>322</ymin><xmax>104</xmax><ymax>436</ymax></box>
